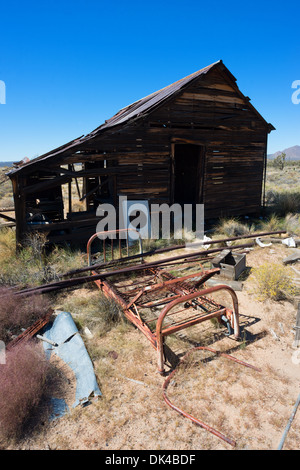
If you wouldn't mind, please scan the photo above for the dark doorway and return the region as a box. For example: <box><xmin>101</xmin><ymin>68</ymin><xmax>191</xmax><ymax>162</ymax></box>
<box><xmin>174</xmin><ymin>144</ymin><xmax>204</xmax><ymax>205</ymax></box>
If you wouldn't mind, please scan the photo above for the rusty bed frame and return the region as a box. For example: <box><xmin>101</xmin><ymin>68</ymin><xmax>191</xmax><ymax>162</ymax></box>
<box><xmin>87</xmin><ymin>229</ymin><xmax>240</xmax><ymax>375</ymax></box>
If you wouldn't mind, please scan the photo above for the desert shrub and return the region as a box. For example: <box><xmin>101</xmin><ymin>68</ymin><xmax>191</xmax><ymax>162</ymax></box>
<box><xmin>0</xmin><ymin>288</ymin><xmax>51</xmax><ymax>344</ymax></box>
<box><xmin>266</xmin><ymin>190</ymin><xmax>300</xmax><ymax>216</ymax></box>
<box><xmin>250</xmin><ymin>262</ymin><xmax>297</xmax><ymax>301</ymax></box>
<box><xmin>0</xmin><ymin>229</ymin><xmax>86</xmax><ymax>286</ymax></box>
<box><xmin>0</xmin><ymin>342</ymin><xmax>53</xmax><ymax>444</ymax></box>
<box><xmin>273</xmin><ymin>152</ymin><xmax>286</xmax><ymax>171</ymax></box>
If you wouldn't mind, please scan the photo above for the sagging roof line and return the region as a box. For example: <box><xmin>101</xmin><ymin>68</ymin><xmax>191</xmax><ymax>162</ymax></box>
<box><xmin>7</xmin><ymin>60</ymin><xmax>272</xmax><ymax>176</ymax></box>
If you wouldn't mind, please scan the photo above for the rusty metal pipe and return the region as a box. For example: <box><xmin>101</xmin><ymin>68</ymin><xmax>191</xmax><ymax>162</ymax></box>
<box><xmin>61</xmin><ymin>239</ymin><xmax>256</xmax><ymax>278</ymax></box>
<box><xmin>10</xmin><ymin>244</ymin><xmax>253</xmax><ymax>298</ymax></box>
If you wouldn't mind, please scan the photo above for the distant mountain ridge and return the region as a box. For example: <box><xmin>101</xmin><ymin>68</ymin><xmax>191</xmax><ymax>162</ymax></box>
<box><xmin>0</xmin><ymin>161</ymin><xmax>13</xmax><ymax>168</ymax></box>
<box><xmin>268</xmin><ymin>145</ymin><xmax>300</xmax><ymax>160</ymax></box>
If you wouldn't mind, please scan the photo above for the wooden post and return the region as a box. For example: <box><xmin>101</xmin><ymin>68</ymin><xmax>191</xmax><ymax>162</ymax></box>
<box><xmin>11</xmin><ymin>175</ymin><xmax>26</xmax><ymax>249</ymax></box>
<box><xmin>68</xmin><ymin>165</ymin><xmax>72</xmax><ymax>213</ymax></box>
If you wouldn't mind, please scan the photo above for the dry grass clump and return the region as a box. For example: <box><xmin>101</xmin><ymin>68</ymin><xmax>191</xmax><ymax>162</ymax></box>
<box><xmin>213</xmin><ymin>217</ymin><xmax>253</xmax><ymax>238</ymax></box>
<box><xmin>0</xmin><ymin>229</ymin><xmax>48</xmax><ymax>286</ymax></box>
<box><xmin>0</xmin><ymin>342</ymin><xmax>56</xmax><ymax>445</ymax></box>
<box><xmin>0</xmin><ymin>227</ymin><xmax>16</xmax><ymax>260</ymax></box>
<box><xmin>47</xmin><ymin>245</ymin><xmax>86</xmax><ymax>276</ymax></box>
<box><xmin>0</xmin><ymin>229</ymin><xmax>86</xmax><ymax>286</ymax></box>
<box><xmin>55</xmin><ymin>288</ymin><xmax>124</xmax><ymax>339</ymax></box>
<box><xmin>257</xmin><ymin>214</ymin><xmax>284</xmax><ymax>233</ymax></box>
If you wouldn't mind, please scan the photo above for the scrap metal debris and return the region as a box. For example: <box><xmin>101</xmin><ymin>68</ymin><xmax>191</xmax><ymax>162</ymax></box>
<box><xmin>85</xmin><ymin>229</ymin><xmax>244</xmax><ymax>375</ymax></box>
<box><xmin>283</xmin><ymin>249</ymin><xmax>300</xmax><ymax>265</ymax></box>
<box><xmin>42</xmin><ymin>311</ymin><xmax>101</xmax><ymax>408</ymax></box>
<box><xmin>277</xmin><ymin>392</ymin><xmax>300</xmax><ymax>450</ymax></box>
<box><xmin>256</xmin><ymin>237</ymin><xmax>272</xmax><ymax>248</ymax></box>
<box><xmin>6</xmin><ymin>309</ymin><xmax>54</xmax><ymax>351</ymax></box>
<box><xmin>1</xmin><ymin>228</ymin><xmax>292</xmax><ymax>440</ymax></box>
<box><xmin>282</xmin><ymin>237</ymin><xmax>297</xmax><ymax>248</ymax></box>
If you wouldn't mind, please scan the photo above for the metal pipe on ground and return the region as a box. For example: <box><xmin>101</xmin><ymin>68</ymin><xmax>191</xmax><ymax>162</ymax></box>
<box><xmin>62</xmin><ymin>230</ymin><xmax>286</xmax><ymax>278</ymax></box>
<box><xmin>6</xmin><ymin>243</ymin><xmax>255</xmax><ymax>297</ymax></box>
<box><xmin>277</xmin><ymin>393</ymin><xmax>300</xmax><ymax>450</ymax></box>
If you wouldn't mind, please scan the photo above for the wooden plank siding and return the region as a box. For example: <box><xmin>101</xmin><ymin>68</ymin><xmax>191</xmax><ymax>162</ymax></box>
<box><xmin>8</xmin><ymin>62</ymin><xmax>273</xmax><ymax>246</ymax></box>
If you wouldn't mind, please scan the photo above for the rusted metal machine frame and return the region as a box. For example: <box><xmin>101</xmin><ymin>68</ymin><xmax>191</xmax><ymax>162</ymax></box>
<box><xmin>87</xmin><ymin>229</ymin><xmax>241</xmax><ymax>375</ymax></box>
<box><xmin>156</xmin><ymin>286</ymin><xmax>240</xmax><ymax>375</ymax></box>
<box><xmin>163</xmin><ymin>346</ymin><xmax>261</xmax><ymax>447</ymax></box>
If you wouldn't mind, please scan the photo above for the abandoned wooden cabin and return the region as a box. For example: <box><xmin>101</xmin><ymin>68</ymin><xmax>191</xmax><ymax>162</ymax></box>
<box><xmin>7</xmin><ymin>60</ymin><xmax>274</xmax><ymax>247</ymax></box>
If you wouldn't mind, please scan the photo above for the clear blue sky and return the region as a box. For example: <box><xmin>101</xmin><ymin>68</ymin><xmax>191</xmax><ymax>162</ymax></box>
<box><xmin>0</xmin><ymin>0</ymin><xmax>299</xmax><ymax>161</ymax></box>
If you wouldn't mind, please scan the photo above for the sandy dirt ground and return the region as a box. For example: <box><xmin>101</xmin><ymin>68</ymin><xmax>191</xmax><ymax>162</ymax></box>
<box><xmin>10</xmin><ymin>242</ymin><xmax>300</xmax><ymax>451</ymax></box>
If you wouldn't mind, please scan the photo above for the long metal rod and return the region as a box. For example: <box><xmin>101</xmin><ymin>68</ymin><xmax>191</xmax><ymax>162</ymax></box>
<box><xmin>9</xmin><ymin>243</ymin><xmax>253</xmax><ymax>297</ymax></box>
<box><xmin>277</xmin><ymin>393</ymin><xmax>300</xmax><ymax>450</ymax></box>
<box><xmin>63</xmin><ymin>229</ymin><xmax>285</xmax><ymax>278</ymax></box>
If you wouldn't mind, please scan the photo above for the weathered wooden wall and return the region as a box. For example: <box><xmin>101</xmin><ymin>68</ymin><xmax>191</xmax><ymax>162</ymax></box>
<box><xmin>9</xmin><ymin>65</ymin><xmax>271</xmax><ymax>246</ymax></box>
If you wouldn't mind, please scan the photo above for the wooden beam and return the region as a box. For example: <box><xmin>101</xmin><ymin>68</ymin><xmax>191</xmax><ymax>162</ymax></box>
<box><xmin>68</xmin><ymin>165</ymin><xmax>72</xmax><ymax>213</ymax></box>
<box><xmin>0</xmin><ymin>212</ymin><xmax>16</xmax><ymax>223</ymax></box>
<box><xmin>11</xmin><ymin>175</ymin><xmax>26</xmax><ymax>247</ymax></box>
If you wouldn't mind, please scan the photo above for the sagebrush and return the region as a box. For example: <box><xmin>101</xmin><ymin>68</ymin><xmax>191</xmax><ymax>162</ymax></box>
<box><xmin>250</xmin><ymin>262</ymin><xmax>297</xmax><ymax>301</ymax></box>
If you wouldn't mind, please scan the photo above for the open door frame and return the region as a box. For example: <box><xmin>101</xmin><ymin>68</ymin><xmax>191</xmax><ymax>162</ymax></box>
<box><xmin>170</xmin><ymin>141</ymin><xmax>206</xmax><ymax>206</ymax></box>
